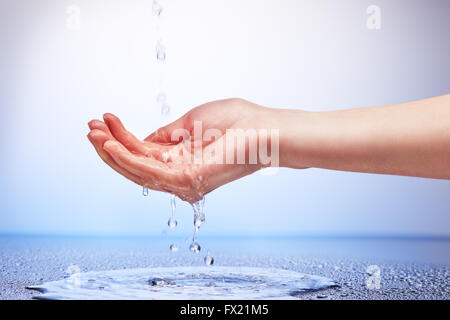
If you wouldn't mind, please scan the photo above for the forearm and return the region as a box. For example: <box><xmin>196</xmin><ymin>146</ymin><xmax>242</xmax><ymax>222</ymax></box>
<box><xmin>274</xmin><ymin>94</ymin><xmax>450</xmax><ymax>179</ymax></box>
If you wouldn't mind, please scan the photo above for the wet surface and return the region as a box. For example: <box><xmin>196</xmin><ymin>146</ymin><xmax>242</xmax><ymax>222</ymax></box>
<box><xmin>0</xmin><ymin>236</ymin><xmax>449</xmax><ymax>300</ymax></box>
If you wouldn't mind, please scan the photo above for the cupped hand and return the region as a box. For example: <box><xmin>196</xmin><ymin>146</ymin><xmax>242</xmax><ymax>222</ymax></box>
<box><xmin>87</xmin><ymin>98</ymin><xmax>274</xmax><ymax>203</ymax></box>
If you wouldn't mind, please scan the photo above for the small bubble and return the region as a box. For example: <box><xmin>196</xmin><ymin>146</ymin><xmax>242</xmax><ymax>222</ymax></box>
<box><xmin>169</xmin><ymin>244</ymin><xmax>179</xmax><ymax>252</ymax></box>
<box><xmin>152</xmin><ymin>0</ymin><xmax>163</xmax><ymax>16</ymax></box>
<box><xmin>168</xmin><ymin>217</ymin><xmax>178</xmax><ymax>228</ymax></box>
<box><xmin>197</xmin><ymin>175</ymin><xmax>203</xmax><ymax>181</ymax></box>
<box><xmin>204</xmin><ymin>252</ymin><xmax>214</xmax><ymax>266</ymax></box>
<box><xmin>189</xmin><ymin>242</ymin><xmax>201</xmax><ymax>253</ymax></box>
<box><xmin>142</xmin><ymin>187</ymin><xmax>149</xmax><ymax>196</ymax></box>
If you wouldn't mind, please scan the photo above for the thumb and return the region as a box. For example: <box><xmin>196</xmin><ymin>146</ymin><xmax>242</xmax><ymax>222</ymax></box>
<box><xmin>145</xmin><ymin>116</ymin><xmax>190</xmax><ymax>144</ymax></box>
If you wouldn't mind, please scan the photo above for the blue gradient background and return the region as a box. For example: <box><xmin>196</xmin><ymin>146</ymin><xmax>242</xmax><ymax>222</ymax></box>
<box><xmin>0</xmin><ymin>0</ymin><xmax>449</xmax><ymax>237</ymax></box>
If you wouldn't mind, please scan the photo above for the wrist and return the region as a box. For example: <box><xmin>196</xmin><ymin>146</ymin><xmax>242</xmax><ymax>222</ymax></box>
<box><xmin>267</xmin><ymin>107</ymin><xmax>318</xmax><ymax>169</ymax></box>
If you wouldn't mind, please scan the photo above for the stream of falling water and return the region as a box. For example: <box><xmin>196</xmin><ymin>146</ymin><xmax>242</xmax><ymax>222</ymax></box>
<box><xmin>150</xmin><ymin>0</ymin><xmax>212</xmax><ymax>265</ymax></box>
<box><xmin>153</xmin><ymin>0</ymin><xmax>170</xmax><ymax>116</ymax></box>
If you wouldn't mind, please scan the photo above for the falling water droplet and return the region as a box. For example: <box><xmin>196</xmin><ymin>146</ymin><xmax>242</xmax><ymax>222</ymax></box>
<box><xmin>169</xmin><ymin>244</ymin><xmax>179</xmax><ymax>252</ymax></box>
<box><xmin>161</xmin><ymin>103</ymin><xmax>170</xmax><ymax>116</ymax></box>
<box><xmin>142</xmin><ymin>187</ymin><xmax>149</xmax><ymax>196</ymax></box>
<box><xmin>192</xmin><ymin>199</ymin><xmax>205</xmax><ymax>228</ymax></box>
<box><xmin>188</xmin><ymin>198</ymin><xmax>205</xmax><ymax>254</ymax></box>
<box><xmin>156</xmin><ymin>92</ymin><xmax>166</xmax><ymax>104</ymax></box>
<box><xmin>156</xmin><ymin>40</ymin><xmax>166</xmax><ymax>62</ymax></box>
<box><xmin>152</xmin><ymin>0</ymin><xmax>163</xmax><ymax>16</ymax></box>
<box><xmin>194</xmin><ymin>218</ymin><xmax>203</xmax><ymax>228</ymax></box>
<box><xmin>189</xmin><ymin>242</ymin><xmax>201</xmax><ymax>253</ymax></box>
<box><xmin>204</xmin><ymin>252</ymin><xmax>214</xmax><ymax>266</ymax></box>
<box><xmin>170</xmin><ymin>194</ymin><xmax>176</xmax><ymax>213</ymax></box>
<box><xmin>167</xmin><ymin>217</ymin><xmax>177</xmax><ymax>228</ymax></box>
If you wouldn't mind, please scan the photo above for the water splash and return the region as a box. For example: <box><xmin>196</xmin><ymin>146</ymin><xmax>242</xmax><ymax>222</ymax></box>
<box><xmin>27</xmin><ymin>266</ymin><xmax>339</xmax><ymax>300</ymax></box>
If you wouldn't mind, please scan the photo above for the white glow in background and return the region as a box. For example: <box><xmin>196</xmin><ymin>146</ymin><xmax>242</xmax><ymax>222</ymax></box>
<box><xmin>0</xmin><ymin>0</ymin><xmax>449</xmax><ymax>236</ymax></box>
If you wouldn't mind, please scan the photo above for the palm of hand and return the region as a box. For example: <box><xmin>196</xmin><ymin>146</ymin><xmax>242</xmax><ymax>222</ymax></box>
<box><xmin>87</xmin><ymin>99</ymin><xmax>262</xmax><ymax>203</ymax></box>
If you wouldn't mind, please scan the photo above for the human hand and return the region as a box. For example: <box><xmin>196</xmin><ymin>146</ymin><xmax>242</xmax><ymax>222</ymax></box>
<box><xmin>87</xmin><ymin>98</ymin><xmax>278</xmax><ymax>203</ymax></box>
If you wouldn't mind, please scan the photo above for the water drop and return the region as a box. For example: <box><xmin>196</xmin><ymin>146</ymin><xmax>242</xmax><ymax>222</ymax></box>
<box><xmin>149</xmin><ymin>278</ymin><xmax>171</xmax><ymax>286</ymax></box>
<box><xmin>162</xmin><ymin>151</ymin><xmax>169</xmax><ymax>163</ymax></box>
<box><xmin>204</xmin><ymin>252</ymin><xmax>214</xmax><ymax>266</ymax></box>
<box><xmin>192</xmin><ymin>199</ymin><xmax>205</xmax><ymax>228</ymax></box>
<box><xmin>169</xmin><ymin>244</ymin><xmax>179</xmax><ymax>252</ymax></box>
<box><xmin>156</xmin><ymin>92</ymin><xmax>166</xmax><ymax>104</ymax></box>
<box><xmin>167</xmin><ymin>217</ymin><xmax>177</xmax><ymax>228</ymax></box>
<box><xmin>142</xmin><ymin>187</ymin><xmax>149</xmax><ymax>196</ymax></box>
<box><xmin>156</xmin><ymin>40</ymin><xmax>166</xmax><ymax>62</ymax></box>
<box><xmin>170</xmin><ymin>194</ymin><xmax>176</xmax><ymax>213</ymax></box>
<box><xmin>152</xmin><ymin>0</ymin><xmax>163</xmax><ymax>16</ymax></box>
<box><xmin>189</xmin><ymin>242</ymin><xmax>201</xmax><ymax>253</ymax></box>
<box><xmin>161</xmin><ymin>103</ymin><xmax>170</xmax><ymax>116</ymax></box>
<box><xmin>194</xmin><ymin>217</ymin><xmax>204</xmax><ymax>228</ymax></box>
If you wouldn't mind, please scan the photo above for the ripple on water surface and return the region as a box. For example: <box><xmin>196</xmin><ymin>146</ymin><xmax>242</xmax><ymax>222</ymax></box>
<box><xmin>27</xmin><ymin>266</ymin><xmax>338</xmax><ymax>300</ymax></box>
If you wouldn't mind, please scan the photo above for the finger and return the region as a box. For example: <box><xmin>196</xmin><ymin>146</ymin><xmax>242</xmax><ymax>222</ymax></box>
<box><xmin>103</xmin><ymin>140</ymin><xmax>178</xmax><ymax>184</ymax></box>
<box><xmin>145</xmin><ymin>116</ymin><xmax>189</xmax><ymax>144</ymax></box>
<box><xmin>90</xmin><ymin>118</ymin><xmax>172</xmax><ymax>161</ymax></box>
<box><xmin>87</xmin><ymin>129</ymin><xmax>143</xmax><ymax>186</ymax></box>
<box><xmin>88</xmin><ymin>119</ymin><xmax>114</xmax><ymax>139</ymax></box>
<box><xmin>103</xmin><ymin>113</ymin><xmax>152</xmax><ymax>155</ymax></box>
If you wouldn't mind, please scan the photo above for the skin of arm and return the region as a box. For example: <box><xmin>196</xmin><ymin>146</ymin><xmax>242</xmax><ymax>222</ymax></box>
<box><xmin>87</xmin><ymin>94</ymin><xmax>450</xmax><ymax>203</ymax></box>
<box><xmin>276</xmin><ymin>94</ymin><xmax>450</xmax><ymax>179</ymax></box>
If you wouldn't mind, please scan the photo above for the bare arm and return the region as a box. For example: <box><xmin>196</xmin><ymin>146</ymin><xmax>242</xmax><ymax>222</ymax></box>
<box><xmin>277</xmin><ymin>94</ymin><xmax>450</xmax><ymax>179</ymax></box>
<box><xmin>87</xmin><ymin>95</ymin><xmax>450</xmax><ymax>203</ymax></box>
